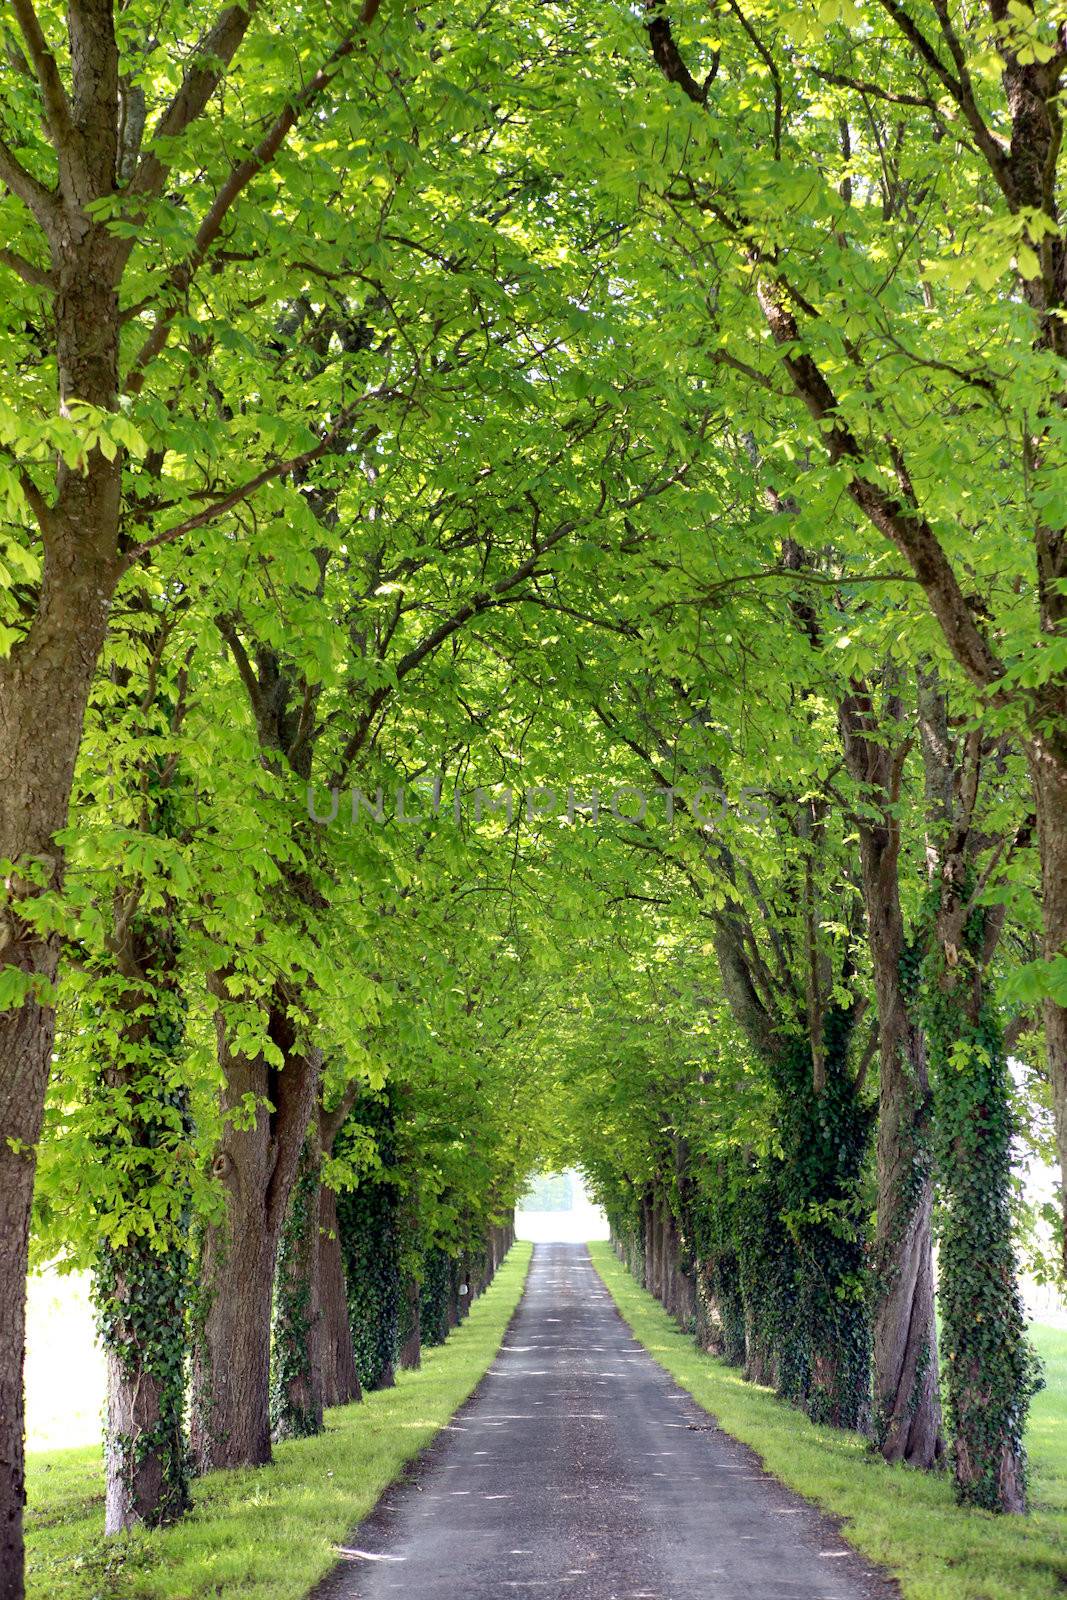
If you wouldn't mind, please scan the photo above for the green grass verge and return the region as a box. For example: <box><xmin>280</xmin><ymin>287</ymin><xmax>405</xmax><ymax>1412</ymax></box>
<box><xmin>25</xmin><ymin>1243</ymin><xmax>532</xmax><ymax>1600</ymax></box>
<box><xmin>588</xmin><ymin>1241</ymin><xmax>1067</xmax><ymax>1600</ymax></box>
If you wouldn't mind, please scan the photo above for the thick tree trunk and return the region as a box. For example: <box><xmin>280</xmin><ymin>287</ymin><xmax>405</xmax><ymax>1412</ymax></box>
<box><xmin>862</xmin><ymin>856</ymin><xmax>942</xmax><ymax>1468</ymax></box>
<box><xmin>192</xmin><ymin>1199</ymin><xmax>276</xmax><ymax>1471</ymax></box>
<box><xmin>649</xmin><ymin>1194</ymin><xmax>663</xmax><ymax>1300</ymax></box>
<box><xmin>446</xmin><ymin>1257</ymin><xmax>461</xmax><ymax>1331</ymax></box>
<box><xmin>398</xmin><ymin>1278</ymin><xmax>422</xmax><ymax>1371</ymax></box>
<box><xmin>662</xmin><ymin>1207</ymin><xmax>677</xmax><ymax>1315</ymax></box>
<box><xmin>659</xmin><ymin>1203</ymin><xmax>669</xmax><ymax>1304</ymax></box>
<box><xmin>646</xmin><ymin>1196</ymin><xmax>658</xmax><ymax>1298</ymax></box>
<box><xmin>419</xmin><ymin>1247</ymin><xmax>450</xmax><ymax>1347</ymax></box>
<box><xmin>0</xmin><ymin>473</ymin><xmax>119</xmax><ymax>1593</ymax></box>
<box><xmin>872</xmin><ymin>1170</ymin><xmax>941</xmax><ymax>1468</ymax></box>
<box><xmin>318</xmin><ymin>1184</ymin><xmax>361</xmax><ymax>1408</ymax></box>
<box><xmin>0</xmin><ymin>0</ymin><xmax>127</xmax><ymax>1540</ymax></box>
<box><xmin>659</xmin><ymin>1207</ymin><xmax>666</xmax><ymax>1306</ymax></box>
<box><xmin>927</xmin><ymin>886</ymin><xmax>1036</xmax><ymax>1512</ymax></box>
<box><xmin>190</xmin><ymin>986</ymin><xmax>321</xmax><ymax>1472</ymax></box>
<box><xmin>101</xmin><ymin>1237</ymin><xmax>189</xmax><ymax>1533</ymax></box>
<box><xmin>640</xmin><ymin>1191</ymin><xmax>654</xmax><ymax>1291</ymax></box>
<box><xmin>92</xmin><ymin>919</ymin><xmax>192</xmax><ymax>1534</ymax></box>
<box><xmin>337</xmin><ymin>1113</ymin><xmax>401</xmax><ymax>1390</ymax></box>
<box><xmin>916</xmin><ymin>699</ymin><xmax>1037</xmax><ymax>1510</ymax></box>
<box><xmin>1028</xmin><ymin>738</ymin><xmax>1067</xmax><ymax>1271</ymax></box>
<box><xmin>840</xmin><ymin>689</ymin><xmax>943</xmax><ymax>1467</ymax></box>
<box><xmin>272</xmin><ymin>1139</ymin><xmax>324</xmax><ymax>1441</ymax></box>
<box><xmin>104</xmin><ymin>1347</ymin><xmax>170</xmax><ymax>1533</ymax></box>
<box><xmin>0</xmin><ymin>998</ymin><xmax>56</xmax><ymax>1600</ymax></box>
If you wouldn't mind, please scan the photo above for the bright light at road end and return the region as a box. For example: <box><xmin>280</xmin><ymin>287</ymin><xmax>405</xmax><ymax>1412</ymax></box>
<box><xmin>515</xmin><ymin>1169</ymin><xmax>609</xmax><ymax>1243</ymax></box>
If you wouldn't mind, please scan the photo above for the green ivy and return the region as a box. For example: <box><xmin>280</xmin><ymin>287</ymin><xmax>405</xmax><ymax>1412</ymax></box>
<box><xmin>93</xmin><ymin>1230</ymin><xmax>190</xmax><ymax>1527</ymax></box>
<box><xmin>770</xmin><ymin>1021</ymin><xmax>874</xmax><ymax>1432</ymax></box>
<box><xmin>914</xmin><ymin>890</ymin><xmax>1043</xmax><ymax>1510</ymax></box>
<box><xmin>337</xmin><ymin>1094</ymin><xmax>401</xmax><ymax>1391</ymax></box>
<box><xmin>91</xmin><ymin>957</ymin><xmax>192</xmax><ymax>1527</ymax></box>
<box><xmin>271</xmin><ymin>1140</ymin><xmax>321</xmax><ymax>1439</ymax></box>
<box><xmin>419</xmin><ymin>1246</ymin><xmax>453</xmax><ymax>1347</ymax></box>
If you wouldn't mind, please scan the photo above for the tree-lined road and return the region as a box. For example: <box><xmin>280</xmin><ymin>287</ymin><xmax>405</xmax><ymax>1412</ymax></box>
<box><xmin>315</xmin><ymin>1245</ymin><xmax>895</xmax><ymax>1600</ymax></box>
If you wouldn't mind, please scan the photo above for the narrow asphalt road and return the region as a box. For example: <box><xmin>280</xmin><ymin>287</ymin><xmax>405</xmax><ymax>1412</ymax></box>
<box><xmin>313</xmin><ymin>1243</ymin><xmax>896</xmax><ymax>1600</ymax></box>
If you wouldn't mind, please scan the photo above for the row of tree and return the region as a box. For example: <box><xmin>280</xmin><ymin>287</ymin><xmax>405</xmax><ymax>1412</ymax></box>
<box><xmin>1</xmin><ymin>0</ymin><xmax>1064</xmax><ymax>1595</ymax></box>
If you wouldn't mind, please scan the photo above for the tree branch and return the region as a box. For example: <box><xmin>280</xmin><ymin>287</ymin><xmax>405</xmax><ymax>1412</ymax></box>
<box><xmin>726</xmin><ymin>0</ymin><xmax>782</xmax><ymax>158</ymax></box>
<box><xmin>215</xmin><ymin>614</ymin><xmax>268</xmax><ymax>726</ymax></box>
<box><xmin>0</xmin><ymin>246</ymin><xmax>54</xmax><ymax>289</ymax></box>
<box><xmin>124</xmin><ymin>2</ymin><xmax>260</xmax><ymax>209</ymax></box>
<box><xmin>118</xmin><ymin>416</ymin><xmax>383</xmax><ymax>569</ymax></box>
<box><xmin>814</xmin><ymin>66</ymin><xmax>936</xmax><ymax>109</ymax></box>
<box><xmin>875</xmin><ymin>0</ymin><xmax>1012</xmax><ymax>190</ymax></box>
<box><xmin>10</xmin><ymin>0</ymin><xmax>88</xmax><ymax>206</ymax></box>
<box><xmin>644</xmin><ymin>0</ymin><xmax>709</xmax><ymax>104</ymax></box>
<box><xmin>0</xmin><ymin>134</ymin><xmax>58</xmax><ymax>230</ymax></box>
<box><xmin>123</xmin><ymin>0</ymin><xmax>384</xmax><ymax>383</ymax></box>
<box><xmin>0</xmin><ymin>445</ymin><xmax>53</xmax><ymax>535</ymax></box>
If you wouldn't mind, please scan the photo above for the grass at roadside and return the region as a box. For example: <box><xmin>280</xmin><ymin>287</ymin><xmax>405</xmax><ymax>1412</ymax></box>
<box><xmin>589</xmin><ymin>1240</ymin><xmax>1067</xmax><ymax>1600</ymax></box>
<box><xmin>25</xmin><ymin>1243</ymin><xmax>532</xmax><ymax>1600</ymax></box>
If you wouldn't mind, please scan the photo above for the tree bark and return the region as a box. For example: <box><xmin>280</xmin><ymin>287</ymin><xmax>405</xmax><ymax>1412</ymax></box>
<box><xmin>662</xmin><ymin>1206</ymin><xmax>677</xmax><ymax>1314</ymax></box>
<box><xmin>0</xmin><ymin>266</ymin><xmax>120</xmax><ymax>1592</ymax></box>
<box><xmin>446</xmin><ymin>1257</ymin><xmax>461</xmax><ymax>1331</ymax></box>
<box><xmin>0</xmin><ymin>997</ymin><xmax>59</xmax><ymax>1600</ymax></box>
<box><xmin>190</xmin><ymin>985</ymin><xmax>321</xmax><ymax>1472</ymax></box>
<box><xmin>917</xmin><ymin>698</ymin><xmax>1036</xmax><ymax>1510</ymax></box>
<box><xmin>101</xmin><ymin>1235</ymin><xmax>188</xmax><ymax>1534</ymax></box>
<box><xmin>1028</xmin><ymin>737</ymin><xmax>1067</xmax><ymax>1270</ymax></box>
<box><xmin>929</xmin><ymin>877</ymin><xmax>1034</xmax><ymax>1512</ymax></box>
<box><xmin>398</xmin><ymin>1277</ymin><xmax>422</xmax><ymax>1371</ymax></box>
<box><xmin>272</xmin><ymin>1138</ymin><xmax>324</xmax><ymax>1441</ymax></box>
<box><xmin>839</xmin><ymin>689</ymin><xmax>943</xmax><ymax>1468</ymax></box>
<box><xmin>640</xmin><ymin>1190</ymin><xmax>654</xmax><ymax>1292</ymax></box>
<box><xmin>318</xmin><ymin>1183</ymin><xmax>361</xmax><ymax>1408</ymax></box>
<box><xmin>87</xmin><ymin>907</ymin><xmax>194</xmax><ymax>1534</ymax></box>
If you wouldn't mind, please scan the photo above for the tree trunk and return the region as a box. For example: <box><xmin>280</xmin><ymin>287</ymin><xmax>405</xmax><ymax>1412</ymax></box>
<box><xmin>868</xmin><ymin>949</ymin><xmax>941</xmax><ymax>1467</ymax></box>
<box><xmin>419</xmin><ymin>1247</ymin><xmax>451</xmax><ymax>1347</ymax></box>
<box><xmin>1028</xmin><ymin>737</ymin><xmax>1067</xmax><ymax>1272</ymax></box>
<box><xmin>101</xmin><ymin>1237</ymin><xmax>189</xmax><ymax>1533</ymax></box>
<box><xmin>336</xmin><ymin>1109</ymin><xmax>401</xmax><ymax>1390</ymax></box>
<box><xmin>89</xmin><ymin>916</ymin><xmax>193</xmax><ymax>1534</ymax></box>
<box><xmin>271</xmin><ymin>1138</ymin><xmax>324</xmax><ymax>1441</ymax></box>
<box><xmin>925</xmin><ymin>888</ymin><xmax>1037</xmax><ymax>1512</ymax></box>
<box><xmin>662</xmin><ymin>1207</ymin><xmax>676</xmax><ymax>1314</ymax></box>
<box><xmin>190</xmin><ymin>986</ymin><xmax>321</xmax><ymax>1472</ymax></box>
<box><xmin>862</xmin><ymin>875</ymin><xmax>942</xmax><ymax>1467</ymax></box>
<box><xmin>0</xmin><ymin>997</ymin><xmax>57</xmax><ymax>1600</ymax></box>
<box><xmin>641</xmin><ymin>1191</ymin><xmax>654</xmax><ymax>1291</ymax></box>
<box><xmin>916</xmin><ymin>700</ymin><xmax>1038</xmax><ymax>1511</ymax></box>
<box><xmin>0</xmin><ymin>455</ymin><xmax>120</xmax><ymax>1594</ymax></box>
<box><xmin>872</xmin><ymin>1164</ymin><xmax>941</xmax><ymax>1468</ymax></box>
<box><xmin>840</xmin><ymin>688</ymin><xmax>943</xmax><ymax>1467</ymax></box>
<box><xmin>446</xmin><ymin>1256</ymin><xmax>461</xmax><ymax>1330</ymax></box>
<box><xmin>318</xmin><ymin>1184</ymin><xmax>361</xmax><ymax>1408</ymax></box>
<box><xmin>398</xmin><ymin>1277</ymin><xmax>422</xmax><ymax>1371</ymax></box>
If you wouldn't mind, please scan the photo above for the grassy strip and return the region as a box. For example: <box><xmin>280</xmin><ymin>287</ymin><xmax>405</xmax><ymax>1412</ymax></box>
<box><xmin>25</xmin><ymin>1243</ymin><xmax>532</xmax><ymax>1600</ymax></box>
<box><xmin>588</xmin><ymin>1241</ymin><xmax>1067</xmax><ymax>1600</ymax></box>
